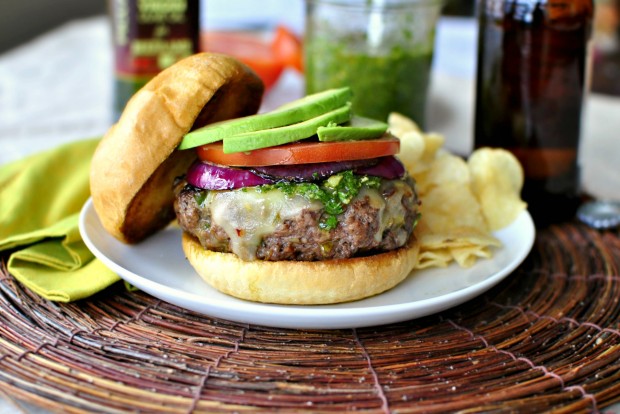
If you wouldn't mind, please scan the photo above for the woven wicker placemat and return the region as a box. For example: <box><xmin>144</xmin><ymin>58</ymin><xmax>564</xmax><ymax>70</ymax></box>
<box><xmin>1</xmin><ymin>223</ymin><xmax>619</xmax><ymax>413</ymax></box>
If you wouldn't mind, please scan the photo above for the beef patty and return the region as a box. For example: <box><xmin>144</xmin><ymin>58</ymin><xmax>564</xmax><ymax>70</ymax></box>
<box><xmin>174</xmin><ymin>177</ymin><xmax>420</xmax><ymax>261</ymax></box>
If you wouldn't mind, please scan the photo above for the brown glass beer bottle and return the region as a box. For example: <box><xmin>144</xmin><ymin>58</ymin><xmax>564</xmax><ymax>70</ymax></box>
<box><xmin>474</xmin><ymin>0</ymin><xmax>594</xmax><ymax>226</ymax></box>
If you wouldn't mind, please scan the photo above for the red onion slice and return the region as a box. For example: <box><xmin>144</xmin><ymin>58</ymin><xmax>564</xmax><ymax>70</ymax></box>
<box><xmin>186</xmin><ymin>162</ymin><xmax>274</xmax><ymax>190</ymax></box>
<box><xmin>186</xmin><ymin>157</ymin><xmax>406</xmax><ymax>190</ymax></box>
<box><xmin>355</xmin><ymin>156</ymin><xmax>406</xmax><ymax>180</ymax></box>
<box><xmin>250</xmin><ymin>158</ymin><xmax>379</xmax><ymax>182</ymax></box>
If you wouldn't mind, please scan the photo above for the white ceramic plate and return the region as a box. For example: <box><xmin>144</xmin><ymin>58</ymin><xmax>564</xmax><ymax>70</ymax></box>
<box><xmin>79</xmin><ymin>198</ymin><xmax>535</xmax><ymax>329</ymax></box>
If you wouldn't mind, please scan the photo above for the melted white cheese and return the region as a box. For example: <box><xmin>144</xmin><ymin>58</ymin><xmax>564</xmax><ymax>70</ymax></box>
<box><xmin>366</xmin><ymin>181</ymin><xmax>413</xmax><ymax>245</ymax></box>
<box><xmin>206</xmin><ymin>180</ymin><xmax>413</xmax><ymax>260</ymax></box>
<box><xmin>207</xmin><ymin>188</ymin><xmax>322</xmax><ymax>260</ymax></box>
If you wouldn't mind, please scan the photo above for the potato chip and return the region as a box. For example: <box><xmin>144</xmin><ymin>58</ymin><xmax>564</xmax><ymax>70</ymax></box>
<box><xmin>416</xmin><ymin>249</ymin><xmax>452</xmax><ymax>269</ymax></box>
<box><xmin>419</xmin><ymin>132</ymin><xmax>445</xmax><ymax>164</ymax></box>
<box><xmin>388</xmin><ymin>114</ymin><xmax>526</xmax><ymax>270</ymax></box>
<box><xmin>389</xmin><ymin>112</ymin><xmax>445</xmax><ymax>178</ymax></box>
<box><xmin>419</xmin><ymin>182</ymin><xmax>488</xmax><ymax>233</ymax></box>
<box><xmin>396</xmin><ymin>130</ymin><xmax>426</xmax><ymax>176</ymax></box>
<box><xmin>411</xmin><ymin>178</ymin><xmax>502</xmax><ymax>268</ymax></box>
<box><xmin>418</xmin><ymin>151</ymin><xmax>470</xmax><ymax>195</ymax></box>
<box><xmin>468</xmin><ymin>148</ymin><xmax>527</xmax><ymax>231</ymax></box>
<box><xmin>388</xmin><ymin>112</ymin><xmax>421</xmax><ymax>137</ymax></box>
<box><xmin>414</xmin><ymin>226</ymin><xmax>500</xmax><ymax>268</ymax></box>
<box><xmin>451</xmin><ymin>245</ymin><xmax>495</xmax><ymax>267</ymax></box>
<box><xmin>417</xmin><ymin>229</ymin><xmax>501</xmax><ymax>249</ymax></box>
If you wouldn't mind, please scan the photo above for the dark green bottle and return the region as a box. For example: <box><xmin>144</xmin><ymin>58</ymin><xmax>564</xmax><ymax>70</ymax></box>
<box><xmin>109</xmin><ymin>0</ymin><xmax>200</xmax><ymax>121</ymax></box>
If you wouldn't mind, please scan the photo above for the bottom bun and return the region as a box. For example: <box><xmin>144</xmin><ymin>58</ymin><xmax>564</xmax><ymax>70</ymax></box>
<box><xmin>182</xmin><ymin>232</ymin><xmax>419</xmax><ymax>305</ymax></box>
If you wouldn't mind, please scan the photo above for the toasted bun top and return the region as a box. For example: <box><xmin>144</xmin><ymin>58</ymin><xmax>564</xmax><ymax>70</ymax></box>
<box><xmin>90</xmin><ymin>53</ymin><xmax>264</xmax><ymax>243</ymax></box>
<box><xmin>182</xmin><ymin>233</ymin><xmax>419</xmax><ymax>305</ymax></box>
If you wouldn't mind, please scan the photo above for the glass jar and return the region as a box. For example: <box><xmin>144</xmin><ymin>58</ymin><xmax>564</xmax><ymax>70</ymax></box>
<box><xmin>304</xmin><ymin>0</ymin><xmax>442</xmax><ymax>127</ymax></box>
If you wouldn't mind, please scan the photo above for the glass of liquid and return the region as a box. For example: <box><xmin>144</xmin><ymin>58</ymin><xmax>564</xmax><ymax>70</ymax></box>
<box><xmin>304</xmin><ymin>0</ymin><xmax>442</xmax><ymax>127</ymax></box>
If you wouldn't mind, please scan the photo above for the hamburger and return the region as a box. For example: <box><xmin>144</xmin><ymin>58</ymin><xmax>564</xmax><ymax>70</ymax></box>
<box><xmin>90</xmin><ymin>53</ymin><xmax>420</xmax><ymax>305</ymax></box>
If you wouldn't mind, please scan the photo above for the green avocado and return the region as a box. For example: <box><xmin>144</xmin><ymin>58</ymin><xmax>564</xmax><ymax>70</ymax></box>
<box><xmin>223</xmin><ymin>103</ymin><xmax>352</xmax><ymax>153</ymax></box>
<box><xmin>178</xmin><ymin>87</ymin><xmax>353</xmax><ymax>150</ymax></box>
<box><xmin>317</xmin><ymin>116</ymin><xmax>388</xmax><ymax>142</ymax></box>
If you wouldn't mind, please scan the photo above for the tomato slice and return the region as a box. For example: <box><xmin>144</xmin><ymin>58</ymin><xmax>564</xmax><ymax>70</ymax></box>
<box><xmin>271</xmin><ymin>25</ymin><xmax>303</xmax><ymax>73</ymax></box>
<box><xmin>196</xmin><ymin>137</ymin><xmax>400</xmax><ymax>167</ymax></box>
<box><xmin>201</xmin><ymin>31</ymin><xmax>284</xmax><ymax>89</ymax></box>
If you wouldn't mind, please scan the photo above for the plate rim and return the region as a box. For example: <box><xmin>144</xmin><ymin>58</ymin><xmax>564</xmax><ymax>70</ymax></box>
<box><xmin>79</xmin><ymin>198</ymin><xmax>535</xmax><ymax>329</ymax></box>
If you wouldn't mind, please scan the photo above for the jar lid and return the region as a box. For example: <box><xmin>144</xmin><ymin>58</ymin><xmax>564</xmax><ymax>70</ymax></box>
<box><xmin>577</xmin><ymin>200</ymin><xmax>620</xmax><ymax>230</ymax></box>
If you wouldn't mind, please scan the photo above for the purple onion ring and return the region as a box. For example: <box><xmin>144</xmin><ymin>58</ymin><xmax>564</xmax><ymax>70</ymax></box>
<box><xmin>186</xmin><ymin>156</ymin><xmax>406</xmax><ymax>190</ymax></box>
<box><xmin>355</xmin><ymin>156</ymin><xmax>406</xmax><ymax>180</ymax></box>
<box><xmin>186</xmin><ymin>161</ymin><xmax>274</xmax><ymax>190</ymax></box>
<box><xmin>250</xmin><ymin>158</ymin><xmax>379</xmax><ymax>182</ymax></box>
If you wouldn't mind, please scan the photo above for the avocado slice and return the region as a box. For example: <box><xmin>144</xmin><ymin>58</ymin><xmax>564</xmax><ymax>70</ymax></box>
<box><xmin>317</xmin><ymin>116</ymin><xmax>388</xmax><ymax>142</ymax></box>
<box><xmin>223</xmin><ymin>103</ymin><xmax>352</xmax><ymax>153</ymax></box>
<box><xmin>179</xmin><ymin>87</ymin><xmax>353</xmax><ymax>149</ymax></box>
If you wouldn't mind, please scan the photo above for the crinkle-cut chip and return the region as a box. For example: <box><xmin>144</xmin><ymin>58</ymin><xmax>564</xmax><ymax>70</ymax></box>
<box><xmin>418</xmin><ymin>151</ymin><xmax>470</xmax><ymax>195</ymax></box>
<box><xmin>388</xmin><ymin>112</ymin><xmax>421</xmax><ymax>138</ymax></box>
<box><xmin>416</xmin><ymin>249</ymin><xmax>452</xmax><ymax>269</ymax></box>
<box><xmin>396</xmin><ymin>130</ymin><xmax>425</xmax><ymax>176</ymax></box>
<box><xmin>451</xmin><ymin>245</ymin><xmax>494</xmax><ymax>268</ymax></box>
<box><xmin>386</xmin><ymin>114</ymin><xmax>527</xmax><ymax>270</ymax></box>
<box><xmin>414</xmin><ymin>180</ymin><xmax>501</xmax><ymax>268</ymax></box>
<box><xmin>419</xmin><ymin>182</ymin><xmax>489</xmax><ymax>234</ymax></box>
<box><xmin>389</xmin><ymin>112</ymin><xmax>445</xmax><ymax>177</ymax></box>
<box><xmin>411</xmin><ymin>133</ymin><xmax>445</xmax><ymax>176</ymax></box>
<box><xmin>412</xmin><ymin>170</ymin><xmax>431</xmax><ymax>197</ymax></box>
<box><xmin>415</xmin><ymin>227</ymin><xmax>501</xmax><ymax>268</ymax></box>
<box><xmin>420</xmin><ymin>133</ymin><xmax>445</xmax><ymax>164</ymax></box>
<box><xmin>417</xmin><ymin>229</ymin><xmax>501</xmax><ymax>249</ymax></box>
<box><xmin>468</xmin><ymin>148</ymin><xmax>528</xmax><ymax>231</ymax></box>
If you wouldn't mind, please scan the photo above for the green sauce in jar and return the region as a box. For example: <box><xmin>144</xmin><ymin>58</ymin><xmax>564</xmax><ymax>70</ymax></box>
<box><xmin>305</xmin><ymin>40</ymin><xmax>433</xmax><ymax>126</ymax></box>
<box><xmin>304</xmin><ymin>0</ymin><xmax>440</xmax><ymax>128</ymax></box>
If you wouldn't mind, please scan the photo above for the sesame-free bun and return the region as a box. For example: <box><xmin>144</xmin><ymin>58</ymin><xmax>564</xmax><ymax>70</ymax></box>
<box><xmin>90</xmin><ymin>53</ymin><xmax>264</xmax><ymax>243</ymax></box>
<box><xmin>182</xmin><ymin>232</ymin><xmax>420</xmax><ymax>305</ymax></box>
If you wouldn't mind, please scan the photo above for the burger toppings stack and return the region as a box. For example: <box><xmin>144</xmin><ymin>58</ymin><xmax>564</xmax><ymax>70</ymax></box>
<box><xmin>175</xmin><ymin>86</ymin><xmax>419</xmax><ymax>262</ymax></box>
<box><xmin>90</xmin><ymin>53</ymin><xmax>421</xmax><ymax>305</ymax></box>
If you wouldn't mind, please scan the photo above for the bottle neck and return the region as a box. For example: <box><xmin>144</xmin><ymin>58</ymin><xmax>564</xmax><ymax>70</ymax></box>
<box><xmin>479</xmin><ymin>0</ymin><xmax>594</xmax><ymax>25</ymax></box>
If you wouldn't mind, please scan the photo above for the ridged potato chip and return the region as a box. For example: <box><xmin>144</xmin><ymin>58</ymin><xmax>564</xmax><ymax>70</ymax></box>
<box><xmin>388</xmin><ymin>113</ymin><xmax>525</xmax><ymax>270</ymax></box>
<box><xmin>419</xmin><ymin>182</ymin><xmax>488</xmax><ymax>233</ymax></box>
<box><xmin>389</xmin><ymin>113</ymin><xmax>445</xmax><ymax>177</ymax></box>
<box><xmin>416</xmin><ymin>249</ymin><xmax>452</xmax><ymax>269</ymax></box>
<box><xmin>468</xmin><ymin>148</ymin><xmax>527</xmax><ymax>231</ymax></box>
<box><xmin>418</xmin><ymin>151</ymin><xmax>471</xmax><ymax>195</ymax></box>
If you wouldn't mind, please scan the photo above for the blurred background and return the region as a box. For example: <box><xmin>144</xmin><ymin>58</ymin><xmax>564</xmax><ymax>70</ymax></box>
<box><xmin>2</xmin><ymin>0</ymin><xmax>617</xmax><ymax>90</ymax></box>
<box><xmin>0</xmin><ymin>0</ymin><xmax>619</xmax><ymax>177</ymax></box>
<box><xmin>0</xmin><ymin>1</ymin><xmax>106</xmax><ymax>54</ymax></box>
<box><xmin>1</xmin><ymin>0</ymin><xmax>479</xmax><ymax>54</ymax></box>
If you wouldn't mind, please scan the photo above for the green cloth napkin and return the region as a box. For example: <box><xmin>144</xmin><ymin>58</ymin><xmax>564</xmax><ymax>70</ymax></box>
<box><xmin>0</xmin><ymin>139</ymin><xmax>120</xmax><ymax>302</ymax></box>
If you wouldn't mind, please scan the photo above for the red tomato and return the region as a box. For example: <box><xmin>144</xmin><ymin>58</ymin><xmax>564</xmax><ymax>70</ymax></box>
<box><xmin>271</xmin><ymin>25</ymin><xmax>303</xmax><ymax>73</ymax></box>
<box><xmin>201</xmin><ymin>31</ymin><xmax>284</xmax><ymax>89</ymax></box>
<box><xmin>196</xmin><ymin>137</ymin><xmax>400</xmax><ymax>167</ymax></box>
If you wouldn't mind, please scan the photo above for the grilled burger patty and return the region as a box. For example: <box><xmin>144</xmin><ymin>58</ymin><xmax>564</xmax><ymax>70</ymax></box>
<box><xmin>174</xmin><ymin>176</ymin><xmax>420</xmax><ymax>261</ymax></box>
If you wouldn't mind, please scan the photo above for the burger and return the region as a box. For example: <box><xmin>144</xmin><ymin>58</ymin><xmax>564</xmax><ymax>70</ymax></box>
<box><xmin>90</xmin><ymin>53</ymin><xmax>421</xmax><ymax>305</ymax></box>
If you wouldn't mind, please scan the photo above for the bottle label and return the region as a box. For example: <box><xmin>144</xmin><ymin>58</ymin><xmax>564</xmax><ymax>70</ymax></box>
<box><xmin>112</xmin><ymin>0</ymin><xmax>198</xmax><ymax>79</ymax></box>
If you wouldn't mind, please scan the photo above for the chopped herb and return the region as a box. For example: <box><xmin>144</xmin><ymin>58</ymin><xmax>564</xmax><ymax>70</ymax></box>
<box><xmin>320</xmin><ymin>215</ymin><xmax>339</xmax><ymax>230</ymax></box>
<box><xmin>193</xmin><ymin>190</ymin><xmax>208</xmax><ymax>206</ymax></box>
<box><xmin>260</xmin><ymin>170</ymin><xmax>381</xmax><ymax>230</ymax></box>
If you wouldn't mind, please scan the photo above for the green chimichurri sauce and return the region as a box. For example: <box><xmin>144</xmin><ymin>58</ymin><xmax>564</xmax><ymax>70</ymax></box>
<box><xmin>258</xmin><ymin>170</ymin><xmax>382</xmax><ymax>230</ymax></box>
<box><xmin>305</xmin><ymin>37</ymin><xmax>433</xmax><ymax>127</ymax></box>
